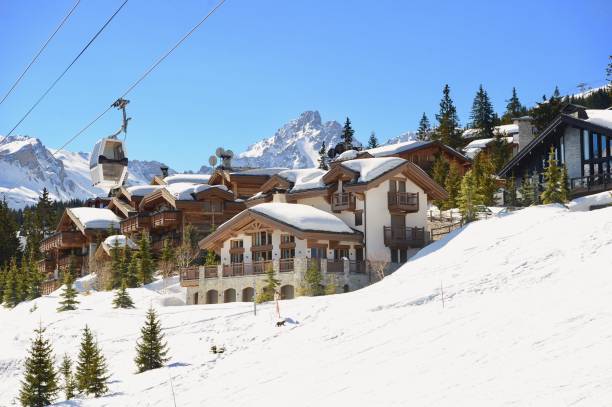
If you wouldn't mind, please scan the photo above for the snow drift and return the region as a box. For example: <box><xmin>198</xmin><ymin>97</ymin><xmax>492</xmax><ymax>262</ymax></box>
<box><xmin>1</xmin><ymin>204</ymin><xmax>612</xmax><ymax>406</ymax></box>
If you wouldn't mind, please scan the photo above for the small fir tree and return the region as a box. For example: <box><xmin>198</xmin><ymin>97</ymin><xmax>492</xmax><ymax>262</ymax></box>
<box><xmin>318</xmin><ymin>141</ymin><xmax>328</xmax><ymax>170</ymax></box>
<box><xmin>17</xmin><ymin>257</ymin><xmax>30</xmax><ymax>303</ymax></box>
<box><xmin>540</xmin><ymin>146</ymin><xmax>567</xmax><ymax>204</ymax></box>
<box><xmin>519</xmin><ymin>172</ymin><xmax>535</xmax><ymax>206</ymax></box>
<box><xmin>27</xmin><ymin>253</ymin><xmax>45</xmax><ymax>300</ymax></box>
<box><xmin>489</xmin><ymin>133</ymin><xmax>512</xmax><ymax>172</ymax></box>
<box><xmin>257</xmin><ymin>265</ymin><xmax>279</xmax><ymax>303</ymax></box>
<box><xmin>416</xmin><ymin>112</ymin><xmax>431</xmax><ymax>141</ymax></box>
<box><xmin>159</xmin><ymin>239</ymin><xmax>175</xmax><ymax>280</ymax></box>
<box><xmin>75</xmin><ymin>326</ymin><xmax>109</xmax><ymax>397</ymax></box>
<box><xmin>431</xmin><ymin>154</ymin><xmax>450</xmax><ymax>187</ymax></box>
<box><xmin>506</xmin><ymin>175</ymin><xmax>519</xmax><ymax>207</ymax></box>
<box><xmin>112</xmin><ymin>280</ymin><xmax>135</xmax><ymax>309</ymax></box>
<box><xmin>341</xmin><ymin>117</ymin><xmax>355</xmax><ymax>148</ymax></box>
<box><xmin>125</xmin><ymin>252</ymin><xmax>140</xmax><ymax>288</ymax></box>
<box><xmin>367</xmin><ymin>132</ymin><xmax>379</xmax><ymax>148</ymax></box>
<box><xmin>501</xmin><ymin>87</ymin><xmax>526</xmax><ymax>123</ymax></box>
<box><xmin>57</xmin><ymin>271</ymin><xmax>79</xmax><ymax>312</ymax></box>
<box><xmin>469</xmin><ymin>84</ymin><xmax>496</xmax><ymax>138</ymax></box>
<box><xmin>472</xmin><ymin>152</ymin><xmax>498</xmax><ymax>206</ymax></box>
<box><xmin>108</xmin><ymin>239</ymin><xmax>122</xmax><ymax>290</ymax></box>
<box><xmin>444</xmin><ymin>164</ymin><xmax>462</xmax><ymax>209</ymax></box>
<box><xmin>19</xmin><ymin>325</ymin><xmax>59</xmax><ymax>407</ymax></box>
<box><xmin>304</xmin><ymin>260</ymin><xmax>323</xmax><ymax>296</ymax></box>
<box><xmin>560</xmin><ymin>165</ymin><xmax>570</xmax><ymax>203</ymax></box>
<box><xmin>3</xmin><ymin>258</ymin><xmax>19</xmax><ymax>308</ymax></box>
<box><xmin>59</xmin><ymin>354</ymin><xmax>76</xmax><ymax>400</ymax></box>
<box><xmin>458</xmin><ymin>170</ymin><xmax>481</xmax><ymax>222</ymax></box>
<box><xmin>137</xmin><ymin>231</ymin><xmax>155</xmax><ymax>285</ymax></box>
<box><xmin>134</xmin><ymin>307</ymin><xmax>170</xmax><ymax>373</ymax></box>
<box><xmin>433</xmin><ymin>84</ymin><xmax>462</xmax><ymax>148</ymax></box>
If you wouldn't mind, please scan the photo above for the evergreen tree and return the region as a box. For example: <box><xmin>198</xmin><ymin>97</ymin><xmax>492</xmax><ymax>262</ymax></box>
<box><xmin>27</xmin><ymin>253</ymin><xmax>45</xmax><ymax>300</ymax></box>
<box><xmin>501</xmin><ymin>87</ymin><xmax>526</xmax><ymax>123</ymax></box>
<box><xmin>125</xmin><ymin>252</ymin><xmax>140</xmax><ymax>288</ymax></box>
<box><xmin>204</xmin><ymin>250</ymin><xmax>217</xmax><ymax>265</ymax></box>
<box><xmin>159</xmin><ymin>239</ymin><xmax>175</xmax><ymax>280</ymax></box>
<box><xmin>0</xmin><ymin>198</ymin><xmax>21</xmax><ymax>267</ymax></box>
<box><xmin>541</xmin><ymin>147</ymin><xmax>568</xmax><ymax>204</ymax></box>
<box><xmin>36</xmin><ymin>188</ymin><xmax>55</xmax><ymax>239</ymax></box>
<box><xmin>560</xmin><ymin>165</ymin><xmax>570</xmax><ymax>203</ymax></box>
<box><xmin>137</xmin><ymin>231</ymin><xmax>155</xmax><ymax>285</ymax></box>
<box><xmin>304</xmin><ymin>260</ymin><xmax>323</xmax><ymax>296</ymax></box>
<box><xmin>17</xmin><ymin>257</ymin><xmax>29</xmax><ymax>302</ymax></box>
<box><xmin>75</xmin><ymin>326</ymin><xmax>109</xmax><ymax>397</ymax></box>
<box><xmin>416</xmin><ymin>112</ymin><xmax>432</xmax><ymax>141</ymax></box>
<box><xmin>3</xmin><ymin>258</ymin><xmax>19</xmax><ymax>308</ymax></box>
<box><xmin>341</xmin><ymin>117</ymin><xmax>355</xmax><ymax>148</ymax></box>
<box><xmin>489</xmin><ymin>133</ymin><xmax>512</xmax><ymax>172</ymax></box>
<box><xmin>19</xmin><ymin>325</ymin><xmax>59</xmax><ymax>407</ymax></box>
<box><xmin>530</xmin><ymin>86</ymin><xmax>565</xmax><ymax>132</ymax></box>
<box><xmin>469</xmin><ymin>84</ymin><xmax>496</xmax><ymax>138</ymax></box>
<box><xmin>59</xmin><ymin>354</ymin><xmax>76</xmax><ymax>400</ymax></box>
<box><xmin>607</xmin><ymin>55</ymin><xmax>612</xmax><ymax>84</ymax></box>
<box><xmin>112</xmin><ymin>280</ymin><xmax>135</xmax><ymax>309</ymax></box>
<box><xmin>57</xmin><ymin>271</ymin><xmax>79</xmax><ymax>312</ymax></box>
<box><xmin>318</xmin><ymin>141</ymin><xmax>328</xmax><ymax>170</ymax></box>
<box><xmin>444</xmin><ymin>164</ymin><xmax>462</xmax><ymax>209</ymax></box>
<box><xmin>257</xmin><ymin>265</ymin><xmax>279</xmax><ymax>303</ymax></box>
<box><xmin>472</xmin><ymin>153</ymin><xmax>498</xmax><ymax>206</ymax></box>
<box><xmin>458</xmin><ymin>170</ymin><xmax>481</xmax><ymax>222</ymax></box>
<box><xmin>506</xmin><ymin>174</ymin><xmax>519</xmax><ymax>207</ymax></box>
<box><xmin>519</xmin><ymin>172</ymin><xmax>535</xmax><ymax>207</ymax></box>
<box><xmin>433</xmin><ymin>84</ymin><xmax>462</xmax><ymax>148</ymax></box>
<box><xmin>0</xmin><ymin>266</ymin><xmax>6</xmax><ymax>305</ymax></box>
<box><xmin>367</xmin><ymin>132</ymin><xmax>379</xmax><ymax>149</ymax></box>
<box><xmin>134</xmin><ymin>307</ymin><xmax>170</xmax><ymax>373</ymax></box>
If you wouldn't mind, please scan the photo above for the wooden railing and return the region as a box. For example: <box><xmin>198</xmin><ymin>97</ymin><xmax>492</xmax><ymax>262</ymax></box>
<box><xmin>151</xmin><ymin>210</ymin><xmax>181</xmax><ymax>228</ymax></box>
<box><xmin>430</xmin><ymin>221</ymin><xmax>463</xmax><ymax>241</ymax></box>
<box><xmin>349</xmin><ymin>260</ymin><xmax>366</xmax><ymax>274</ymax></box>
<box><xmin>179</xmin><ymin>267</ymin><xmax>199</xmax><ymax>285</ymax></box>
<box><xmin>204</xmin><ymin>265</ymin><xmax>218</xmax><ymax>278</ymax></box>
<box><xmin>387</xmin><ymin>191</ymin><xmax>419</xmax><ymax>213</ymax></box>
<box><xmin>120</xmin><ymin>214</ymin><xmax>151</xmax><ymax>234</ymax></box>
<box><xmin>383</xmin><ymin>226</ymin><xmax>426</xmax><ymax>248</ymax></box>
<box><xmin>279</xmin><ymin>258</ymin><xmax>294</xmax><ymax>273</ymax></box>
<box><xmin>326</xmin><ymin>260</ymin><xmax>344</xmax><ymax>273</ymax></box>
<box><xmin>40</xmin><ymin>231</ymin><xmax>84</xmax><ymax>252</ymax></box>
<box><xmin>570</xmin><ymin>173</ymin><xmax>612</xmax><ymax>196</ymax></box>
<box><xmin>253</xmin><ymin>260</ymin><xmax>272</xmax><ymax>275</ymax></box>
<box><xmin>331</xmin><ymin>192</ymin><xmax>356</xmax><ymax>212</ymax></box>
<box><xmin>41</xmin><ymin>279</ymin><xmax>60</xmax><ymax>295</ymax></box>
<box><xmin>37</xmin><ymin>259</ymin><xmax>55</xmax><ymax>275</ymax></box>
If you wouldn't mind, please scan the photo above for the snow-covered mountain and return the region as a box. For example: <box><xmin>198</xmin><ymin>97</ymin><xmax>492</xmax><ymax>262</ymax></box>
<box><xmin>0</xmin><ymin>135</ymin><xmax>174</xmax><ymax>209</ymax></box>
<box><xmin>384</xmin><ymin>130</ymin><xmax>417</xmax><ymax>145</ymax></box>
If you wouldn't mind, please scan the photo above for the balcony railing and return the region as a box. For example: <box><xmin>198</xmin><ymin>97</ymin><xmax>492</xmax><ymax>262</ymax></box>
<box><xmin>326</xmin><ymin>260</ymin><xmax>344</xmax><ymax>273</ymax></box>
<box><xmin>41</xmin><ymin>279</ymin><xmax>60</xmax><ymax>296</ymax></box>
<box><xmin>253</xmin><ymin>260</ymin><xmax>272</xmax><ymax>275</ymax></box>
<box><xmin>349</xmin><ymin>260</ymin><xmax>366</xmax><ymax>274</ymax></box>
<box><xmin>383</xmin><ymin>226</ymin><xmax>427</xmax><ymax>248</ymax></box>
<box><xmin>151</xmin><ymin>210</ymin><xmax>181</xmax><ymax>229</ymax></box>
<box><xmin>37</xmin><ymin>259</ymin><xmax>55</xmax><ymax>275</ymax></box>
<box><xmin>279</xmin><ymin>258</ymin><xmax>294</xmax><ymax>273</ymax></box>
<box><xmin>40</xmin><ymin>231</ymin><xmax>84</xmax><ymax>252</ymax></box>
<box><xmin>331</xmin><ymin>192</ymin><xmax>356</xmax><ymax>212</ymax></box>
<box><xmin>120</xmin><ymin>214</ymin><xmax>151</xmax><ymax>234</ymax></box>
<box><xmin>387</xmin><ymin>191</ymin><xmax>419</xmax><ymax>213</ymax></box>
<box><xmin>223</xmin><ymin>263</ymin><xmax>246</xmax><ymax>277</ymax></box>
<box><xmin>204</xmin><ymin>265</ymin><xmax>218</xmax><ymax>278</ymax></box>
<box><xmin>569</xmin><ymin>173</ymin><xmax>612</xmax><ymax>196</ymax></box>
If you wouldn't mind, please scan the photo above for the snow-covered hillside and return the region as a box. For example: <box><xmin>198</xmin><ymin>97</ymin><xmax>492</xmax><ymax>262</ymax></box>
<box><xmin>0</xmin><ymin>135</ymin><xmax>175</xmax><ymax>208</ymax></box>
<box><xmin>1</xmin><ymin>203</ymin><xmax>611</xmax><ymax>406</ymax></box>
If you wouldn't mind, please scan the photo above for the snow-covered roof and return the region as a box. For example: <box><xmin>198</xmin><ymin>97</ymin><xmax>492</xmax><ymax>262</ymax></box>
<box><xmin>232</xmin><ymin>167</ymin><xmax>288</xmax><ymax>176</ymax></box>
<box><xmin>277</xmin><ymin>168</ymin><xmax>327</xmax><ymax>192</ymax></box>
<box><xmin>463</xmin><ymin>136</ymin><xmax>516</xmax><ymax>159</ymax></box>
<box><xmin>101</xmin><ymin>234</ymin><xmax>138</xmax><ymax>255</ymax></box>
<box><xmin>568</xmin><ymin>191</ymin><xmax>612</xmax><ymax>212</ymax></box>
<box><xmin>126</xmin><ymin>185</ymin><xmax>163</xmax><ymax>197</ymax></box>
<box><xmin>340</xmin><ymin>157</ymin><xmax>406</xmax><ymax>182</ymax></box>
<box><xmin>250</xmin><ymin>203</ymin><xmax>355</xmax><ymax>234</ymax></box>
<box><xmin>67</xmin><ymin>207</ymin><xmax>121</xmax><ymax>230</ymax></box>
<box><xmin>334</xmin><ymin>150</ymin><xmax>359</xmax><ymax>161</ymax></box>
<box><xmin>366</xmin><ymin>140</ymin><xmax>430</xmax><ymax>157</ymax></box>
<box><xmin>585</xmin><ymin>109</ymin><xmax>612</xmax><ymax>130</ymax></box>
<box><xmin>463</xmin><ymin>124</ymin><xmax>520</xmax><ymax>139</ymax></box>
<box><xmin>164</xmin><ymin>183</ymin><xmax>229</xmax><ymax>200</ymax></box>
<box><xmin>163</xmin><ymin>173</ymin><xmax>211</xmax><ymax>185</ymax></box>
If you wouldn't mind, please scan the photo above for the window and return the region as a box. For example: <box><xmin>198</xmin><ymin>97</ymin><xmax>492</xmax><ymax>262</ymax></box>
<box><xmin>230</xmin><ymin>240</ymin><xmax>243</xmax><ymax>249</ymax></box>
<box><xmin>310</xmin><ymin>247</ymin><xmax>327</xmax><ymax>259</ymax></box>
<box><xmin>602</xmin><ymin>135</ymin><xmax>608</xmax><ymax>158</ymax></box>
<box><xmin>582</xmin><ymin>130</ymin><xmax>590</xmax><ymax>160</ymax></box>
<box><xmin>354</xmin><ymin>210</ymin><xmax>363</xmax><ymax>226</ymax></box>
<box><xmin>593</xmin><ymin>133</ymin><xmax>600</xmax><ymax>159</ymax></box>
<box><xmin>281</xmin><ymin>248</ymin><xmax>295</xmax><ymax>259</ymax></box>
<box><xmin>355</xmin><ymin>247</ymin><xmax>364</xmax><ymax>262</ymax></box>
<box><xmin>252</xmin><ymin>231</ymin><xmax>272</xmax><ymax>246</ymax></box>
<box><xmin>281</xmin><ymin>234</ymin><xmax>295</xmax><ymax>244</ymax></box>
<box><xmin>253</xmin><ymin>250</ymin><xmax>272</xmax><ymax>261</ymax></box>
<box><xmin>230</xmin><ymin>253</ymin><xmax>243</xmax><ymax>264</ymax></box>
<box><xmin>334</xmin><ymin>248</ymin><xmax>349</xmax><ymax>260</ymax></box>
<box><xmin>390</xmin><ymin>248</ymin><xmax>407</xmax><ymax>263</ymax></box>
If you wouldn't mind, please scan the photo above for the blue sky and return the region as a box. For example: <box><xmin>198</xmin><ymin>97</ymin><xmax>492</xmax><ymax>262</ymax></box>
<box><xmin>1</xmin><ymin>0</ymin><xmax>610</xmax><ymax>171</ymax></box>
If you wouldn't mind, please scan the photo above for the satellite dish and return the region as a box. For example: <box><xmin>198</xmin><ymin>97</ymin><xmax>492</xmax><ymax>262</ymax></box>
<box><xmin>225</xmin><ymin>149</ymin><xmax>234</xmax><ymax>158</ymax></box>
<box><xmin>215</xmin><ymin>147</ymin><xmax>225</xmax><ymax>157</ymax></box>
<box><xmin>209</xmin><ymin>155</ymin><xmax>218</xmax><ymax>167</ymax></box>
<box><xmin>327</xmin><ymin>148</ymin><xmax>335</xmax><ymax>158</ymax></box>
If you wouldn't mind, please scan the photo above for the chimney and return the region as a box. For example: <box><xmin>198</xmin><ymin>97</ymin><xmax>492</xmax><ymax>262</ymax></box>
<box><xmin>160</xmin><ymin>165</ymin><xmax>169</xmax><ymax>178</ymax></box>
<box><xmin>514</xmin><ymin>116</ymin><xmax>535</xmax><ymax>151</ymax></box>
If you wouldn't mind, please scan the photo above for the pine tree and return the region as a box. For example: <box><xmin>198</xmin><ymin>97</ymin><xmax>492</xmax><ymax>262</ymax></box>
<box><xmin>36</xmin><ymin>188</ymin><xmax>55</xmax><ymax>239</ymax></box>
<box><xmin>318</xmin><ymin>141</ymin><xmax>328</xmax><ymax>170</ymax></box>
<box><xmin>367</xmin><ymin>132</ymin><xmax>379</xmax><ymax>148</ymax></box>
<box><xmin>607</xmin><ymin>55</ymin><xmax>612</xmax><ymax>84</ymax></box>
<box><xmin>304</xmin><ymin>260</ymin><xmax>323</xmax><ymax>296</ymax></box>
<box><xmin>112</xmin><ymin>280</ymin><xmax>135</xmax><ymax>309</ymax></box>
<box><xmin>469</xmin><ymin>84</ymin><xmax>496</xmax><ymax>138</ymax></box>
<box><xmin>134</xmin><ymin>307</ymin><xmax>170</xmax><ymax>373</ymax></box>
<box><xmin>341</xmin><ymin>117</ymin><xmax>355</xmax><ymax>149</ymax></box>
<box><xmin>560</xmin><ymin>165</ymin><xmax>570</xmax><ymax>203</ymax></box>
<box><xmin>75</xmin><ymin>326</ymin><xmax>109</xmax><ymax>397</ymax></box>
<box><xmin>506</xmin><ymin>174</ymin><xmax>518</xmax><ymax>207</ymax></box>
<box><xmin>257</xmin><ymin>265</ymin><xmax>279</xmax><ymax>303</ymax></box>
<box><xmin>3</xmin><ymin>258</ymin><xmax>19</xmax><ymax>308</ymax></box>
<box><xmin>501</xmin><ymin>87</ymin><xmax>526</xmax><ymax>123</ymax></box>
<box><xmin>59</xmin><ymin>354</ymin><xmax>76</xmax><ymax>400</ymax></box>
<box><xmin>159</xmin><ymin>239</ymin><xmax>175</xmax><ymax>280</ymax></box>
<box><xmin>519</xmin><ymin>172</ymin><xmax>535</xmax><ymax>207</ymax></box>
<box><xmin>137</xmin><ymin>231</ymin><xmax>155</xmax><ymax>285</ymax></box>
<box><xmin>19</xmin><ymin>325</ymin><xmax>59</xmax><ymax>407</ymax></box>
<box><xmin>57</xmin><ymin>271</ymin><xmax>79</xmax><ymax>312</ymax></box>
<box><xmin>444</xmin><ymin>164</ymin><xmax>462</xmax><ymax>209</ymax></box>
<box><xmin>433</xmin><ymin>84</ymin><xmax>462</xmax><ymax>148</ymax></box>
<box><xmin>530</xmin><ymin>86</ymin><xmax>565</xmax><ymax>132</ymax></box>
<box><xmin>416</xmin><ymin>112</ymin><xmax>431</xmax><ymax>141</ymax></box>
<box><xmin>541</xmin><ymin>147</ymin><xmax>567</xmax><ymax>204</ymax></box>
<box><xmin>472</xmin><ymin>153</ymin><xmax>498</xmax><ymax>206</ymax></box>
<box><xmin>489</xmin><ymin>133</ymin><xmax>512</xmax><ymax>172</ymax></box>
<box><xmin>0</xmin><ymin>266</ymin><xmax>6</xmax><ymax>305</ymax></box>
<box><xmin>458</xmin><ymin>170</ymin><xmax>481</xmax><ymax>222</ymax></box>
<box><xmin>125</xmin><ymin>252</ymin><xmax>140</xmax><ymax>288</ymax></box>
<box><xmin>27</xmin><ymin>253</ymin><xmax>45</xmax><ymax>300</ymax></box>
<box><xmin>0</xmin><ymin>198</ymin><xmax>22</xmax><ymax>267</ymax></box>
<box><xmin>17</xmin><ymin>257</ymin><xmax>30</xmax><ymax>303</ymax></box>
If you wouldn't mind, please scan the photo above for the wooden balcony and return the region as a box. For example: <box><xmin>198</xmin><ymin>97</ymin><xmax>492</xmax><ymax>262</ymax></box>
<box><xmin>40</xmin><ymin>231</ymin><xmax>84</xmax><ymax>252</ymax></box>
<box><xmin>203</xmin><ymin>265</ymin><xmax>218</xmax><ymax>279</ymax></box>
<box><xmin>570</xmin><ymin>173</ymin><xmax>612</xmax><ymax>197</ymax></box>
<box><xmin>387</xmin><ymin>191</ymin><xmax>419</xmax><ymax>213</ymax></box>
<box><xmin>326</xmin><ymin>260</ymin><xmax>344</xmax><ymax>273</ymax></box>
<box><xmin>179</xmin><ymin>266</ymin><xmax>199</xmax><ymax>287</ymax></box>
<box><xmin>279</xmin><ymin>258</ymin><xmax>294</xmax><ymax>273</ymax></box>
<box><xmin>349</xmin><ymin>260</ymin><xmax>366</xmax><ymax>274</ymax></box>
<box><xmin>223</xmin><ymin>263</ymin><xmax>246</xmax><ymax>277</ymax></box>
<box><xmin>41</xmin><ymin>279</ymin><xmax>60</xmax><ymax>295</ymax></box>
<box><xmin>383</xmin><ymin>226</ymin><xmax>427</xmax><ymax>248</ymax></box>
<box><xmin>253</xmin><ymin>260</ymin><xmax>272</xmax><ymax>275</ymax></box>
<box><xmin>37</xmin><ymin>259</ymin><xmax>55</xmax><ymax>275</ymax></box>
<box><xmin>151</xmin><ymin>210</ymin><xmax>181</xmax><ymax>229</ymax></box>
<box><xmin>57</xmin><ymin>255</ymin><xmax>86</xmax><ymax>274</ymax></box>
<box><xmin>331</xmin><ymin>192</ymin><xmax>356</xmax><ymax>212</ymax></box>
<box><xmin>222</xmin><ymin>261</ymin><xmax>272</xmax><ymax>277</ymax></box>
<box><xmin>121</xmin><ymin>214</ymin><xmax>151</xmax><ymax>234</ymax></box>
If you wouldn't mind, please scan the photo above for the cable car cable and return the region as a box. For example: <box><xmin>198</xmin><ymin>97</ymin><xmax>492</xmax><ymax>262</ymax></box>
<box><xmin>0</xmin><ymin>0</ymin><xmax>81</xmax><ymax>107</ymax></box>
<box><xmin>5</xmin><ymin>0</ymin><xmax>129</xmax><ymax>137</ymax></box>
<box><xmin>52</xmin><ymin>0</ymin><xmax>228</xmax><ymax>157</ymax></box>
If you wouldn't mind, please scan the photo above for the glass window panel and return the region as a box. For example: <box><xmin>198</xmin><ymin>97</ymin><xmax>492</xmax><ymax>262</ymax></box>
<box><xmin>583</xmin><ymin>130</ymin><xmax>590</xmax><ymax>160</ymax></box>
<box><xmin>592</xmin><ymin>133</ymin><xmax>599</xmax><ymax>159</ymax></box>
<box><xmin>602</xmin><ymin>135</ymin><xmax>608</xmax><ymax>158</ymax></box>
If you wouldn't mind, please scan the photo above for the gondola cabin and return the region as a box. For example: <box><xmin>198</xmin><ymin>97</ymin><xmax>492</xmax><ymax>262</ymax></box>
<box><xmin>90</xmin><ymin>137</ymin><xmax>129</xmax><ymax>188</ymax></box>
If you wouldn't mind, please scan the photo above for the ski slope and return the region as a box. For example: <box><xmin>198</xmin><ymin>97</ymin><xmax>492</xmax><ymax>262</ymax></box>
<box><xmin>1</xmin><ymin>203</ymin><xmax>612</xmax><ymax>406</ymax></box>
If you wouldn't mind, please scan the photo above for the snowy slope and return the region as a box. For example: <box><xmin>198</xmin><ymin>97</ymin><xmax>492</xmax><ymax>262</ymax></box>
<box><xmin>0</xmin><ymin>135</ymin><xmax>175</xmax><ymax>209</ymax></box>
<box><xmin>1</xmin><ymin>202</ymin><xmax>612</xmax><ymax>406</ymax></box>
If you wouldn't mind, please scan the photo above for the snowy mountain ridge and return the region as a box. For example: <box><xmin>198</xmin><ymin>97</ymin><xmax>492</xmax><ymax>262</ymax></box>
<box><xmin>0</xmin><ymin>135</ymin><xmax>174</xmax><ymax>209</ymax></box>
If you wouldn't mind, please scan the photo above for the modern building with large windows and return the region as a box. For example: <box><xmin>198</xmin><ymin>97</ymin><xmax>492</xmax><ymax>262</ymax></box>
<box><xmin>499</xmin><ymin>105</ymin><xmax>612</xmax><ymax>197</ymax></box>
